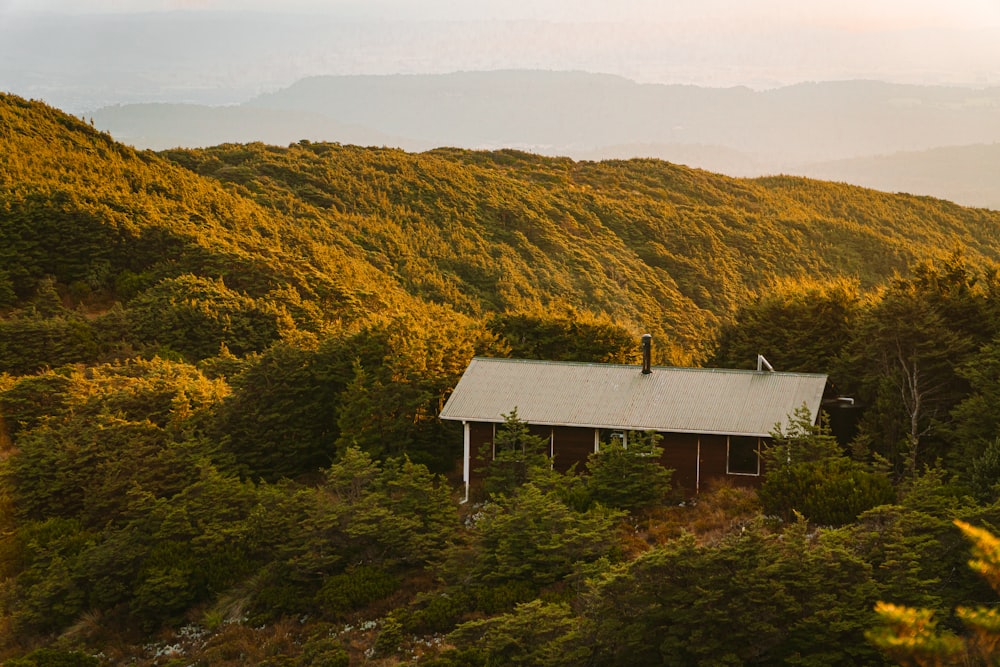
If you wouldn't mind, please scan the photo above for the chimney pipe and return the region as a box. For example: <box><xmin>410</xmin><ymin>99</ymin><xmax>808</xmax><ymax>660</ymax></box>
<box><xmin>641</xmin><ymin>334</ymin><xmax>652</xmax><ymax>374</ymax></box>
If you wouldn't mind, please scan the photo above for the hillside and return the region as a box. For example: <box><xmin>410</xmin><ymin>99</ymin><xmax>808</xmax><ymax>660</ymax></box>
<box><xmin>90</xmin><ymin>73</ymin><xmax>1000</xmax><ymax>208</ymax></box>
<box><xmin>159</xmin><ymin>142</ymin><xmax>1000</xmax><ymax>351</ymax></box>
<box><xmin>0</xmin><ymin>95</ymin><xmax>418</xmax><ymax>320</ymax></box>
<box><xmin>8</xmin><ymin>94</ymin><xmax>1000</xmax><ymax>664</ymax></box>
<box><xmin>7</xmin><ymin>92</ymin><xmax>1000</xmax><ymax>366</ymax></box>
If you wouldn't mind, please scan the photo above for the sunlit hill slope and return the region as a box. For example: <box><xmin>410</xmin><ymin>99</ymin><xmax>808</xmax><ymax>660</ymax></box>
<box><xmin>3</xmin><ymin>92</ymin><xmax>1000</xmax><ymax>368</ymax></box>
<box><xmin>8</xmin><ymin>92</ymin><xmax>1000</xmax><ymax>665</ymax></box>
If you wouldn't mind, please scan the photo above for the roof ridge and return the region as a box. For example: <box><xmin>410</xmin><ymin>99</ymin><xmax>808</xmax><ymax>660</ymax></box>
<box><xmin>469</xmin><ymin>356</ymin><xmax>828</xmax><ymax>378</ymax></box>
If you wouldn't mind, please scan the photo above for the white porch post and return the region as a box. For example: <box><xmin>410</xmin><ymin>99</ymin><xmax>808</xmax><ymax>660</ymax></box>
<box><xmin>462</xmin><ymin>421</ymin><xmax>471</xmax><ymax>503</ymax></box>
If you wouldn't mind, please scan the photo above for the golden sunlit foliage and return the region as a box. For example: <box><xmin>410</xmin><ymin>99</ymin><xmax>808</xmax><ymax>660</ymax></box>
<box><xmin>7</xmin><ymin>92</ymin><xmax>1000</xmax><ymax>372</ymax></box>
<box><xmin>870</xmin><ymin>520</ymin><xmax>1000</xmax><ymax>666</ymax></box>
<box><xmin>9</xmin><ymin>93</ymin><xmax>1000</xmax><ymax>664</ymax></box>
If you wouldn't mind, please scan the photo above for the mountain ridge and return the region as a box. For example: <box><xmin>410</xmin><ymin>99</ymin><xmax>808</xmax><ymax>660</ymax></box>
<box><xmin>6</xmin><ymin>92</ymin><xmax>1000</xmax><ymax>367</ymax></box>
<box><xmin>88</xmin><ymin>71</ymin><xmax>1000</xmax><ymax>209</ymax></box>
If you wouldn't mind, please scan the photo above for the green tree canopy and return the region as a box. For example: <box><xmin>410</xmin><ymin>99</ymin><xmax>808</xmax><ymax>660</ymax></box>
<box><xmin>584</xmin><ymin>431</ymin><xmax>673</xmax><ymax>512</ymax></box>
<box><xmin>760</xmin><ymin>407</ymin><xmax>895</xmax><ymax>525</ymax></box>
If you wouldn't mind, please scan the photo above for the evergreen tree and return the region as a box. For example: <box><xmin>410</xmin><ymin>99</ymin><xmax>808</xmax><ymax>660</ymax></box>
<box><xmin>869</xmin><ymin>520</ymin><xmax>1000</xmax><ymax>666</ymax></box>
<box><xmin>760</xmin><ymin>407</ymin><xmax>895</xmax><ymax>525</ymax></box>
<box><xmin>710</xmin><ymin>276</ymin><xmax>861</xmax><ymax>373</ymax></box>
<box><xmin>463</xmin><ymin>482</ymin><xmax>622</xmax><ymax>589</ymax></box>
<box><xmin>847</xmin><ymin>262</ymin><xmax>984</xmax><ymax>476</ymax></box>
<box><xmin>586</xmin><ymin>521</ymin><xmax>885</xmax><ymax>665</ymax></box>
<box><xmin>585</xmin><ymin>431</ymin><xmax>672</xmax><ymax>512</ymax></box>
<box><xmin>478</xmin><ymin>410</ymin><xmax>555</xmax><ymax>499</ymax></box>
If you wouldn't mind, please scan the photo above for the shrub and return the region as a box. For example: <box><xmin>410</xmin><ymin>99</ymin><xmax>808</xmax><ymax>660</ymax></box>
<box><xmin>400</xmin><ymin>590</ymin><xmax>474</xmax><ymax>635</ymax></box>
<box><xmin>297</xmin><ymin>637</ymin><xmax>349</xmax><ymax>667</ymax></box>
<box><xmin>417</xmin><ymin>649</ymin><xmax>487</xmax><ymax>667</ymax></box>
<box><xmin>585</xmin><ymin>431</ymin><xmax>672</xmax><ymax>512</ymax></box>
<box><xmin>760</xmin><ymin>457</ymin><xmax>895</xmax><ymax>525</ymax></box>
<box><xmin>472</xmin><ymin>580</ymin><xmax>538</xmax><ymax>615</ymax></box>
<box><xmin>373</xmin><ymin>616</ymin><xmax>403</xmax><ymax>657</ymax></box>
<box><xmin>4</xmin><ymin>648</ymin><xmax>99</xmax><ymax>667</ymax></box>
<box><xmin>315</xmin><ymin>566</ymin><xmax>400</xmax><ymax>618</ymax></box>
<box><xmin>127</xmin><ymin>274</ymin><xmax>285</xmax><ymax>360</ymax></box>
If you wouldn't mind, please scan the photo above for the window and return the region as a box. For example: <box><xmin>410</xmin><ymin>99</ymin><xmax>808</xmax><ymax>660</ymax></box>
<box><xmin>727</xmin><ymin>436</ymin><xmax>760</xmax><ymax>475</ymax></box>
<box><xmin>598</xmin><ymin>429</ymin><xmax>627</xmax><ymax>450</ymax></box>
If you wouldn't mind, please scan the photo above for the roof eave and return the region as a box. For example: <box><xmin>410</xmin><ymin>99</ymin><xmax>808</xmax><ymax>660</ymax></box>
<box><xmin>439</xmin><ymin>414</ymin><xmax>780</xmax><ymax>438</ymax></box>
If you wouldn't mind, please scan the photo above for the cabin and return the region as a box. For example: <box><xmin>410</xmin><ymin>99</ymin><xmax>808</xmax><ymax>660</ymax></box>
<box><xmin>440</xmin><ymin>337</ymin><xmax>828</xmax><ymax>500</ymax></box>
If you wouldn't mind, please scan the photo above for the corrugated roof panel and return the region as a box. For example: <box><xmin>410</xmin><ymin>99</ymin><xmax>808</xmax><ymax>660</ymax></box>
<box><xmin>440</xmin><ymin>357</ymin><xmax>828</xmax><ymax>436</ymax></box>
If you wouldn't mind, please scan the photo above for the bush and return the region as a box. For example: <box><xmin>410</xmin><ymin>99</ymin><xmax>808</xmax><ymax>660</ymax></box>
<box><xmin>4</xmin><ymin>648</ymin><xmax>99</xmax><ymax>667</ymax></box>
<box><xmin>400</xmin><ymin>590</ymin><xmax>474</xmax><ymax>634</ymax></box>
<box><xmin>315</xmin><ymin>565</ymin><xmax>400</xmax><ymax>618</ymax></box>
<box><xmin>297</xmin><ymin>637</ymin><xmax>349</xmax><ymax>667</ymax></box>
<box><xmin>127</xmin><ymin>274</ymin><xmax>286</xmax><ymax>360</ymax></box>
<box><xmin>585</xmin><ymin>432</ymin><xmax>672</xmax><ymax>512</ymax></box>
<box><xmin>468</xmin><ymin>483</ymin><xmax>623</xmax><ymax>590</ymax></box>
<box><xmin>472</xmin><ymin>580</ymin><xmax>537</xmax><ymax>615</ymax></box>
<box><xmin>247</xmin><ymin>576</ymin><xmax>313</xmax><ymax>624</ymax></box>
<box><xmin>417</xmin><ymin>649</ymin><xmax>487</xmax><ymax>667</ymax></box>
<box><xmin>373</xmin><ymin>616</ymin><xmax>403</xmax><ymax>657</ymax></box>
<box><xmin>448</xmin><ymin>600</ymin><xmax>589</xmax><ymax>667</ymax></box>
<box><xmin>760</xmin><ymin>457</ymin><xmax>896</xmax><ymax>525</ymax></box>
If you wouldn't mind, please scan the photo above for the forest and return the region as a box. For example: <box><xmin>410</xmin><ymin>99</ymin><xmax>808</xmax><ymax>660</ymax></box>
<box><xmin>5</xmin><ymin>91</ymin><xmax>1000</xmax><ymax>664</ymax></box>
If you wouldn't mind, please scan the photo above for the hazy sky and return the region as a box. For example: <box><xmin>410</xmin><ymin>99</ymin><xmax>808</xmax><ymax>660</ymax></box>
<box><xmin>2</xmin><ymin>0</ymin><xmax>999</xmax><ymax>111</ymax></box>
<box><xmin>5</xmin><ymin>0</ymin><xmax>1000</xmax><ymax>27</ymax></box>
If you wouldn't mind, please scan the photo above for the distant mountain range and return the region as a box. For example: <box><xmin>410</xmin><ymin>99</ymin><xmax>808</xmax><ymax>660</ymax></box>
<box><xmin>90</xmin><ymin>71</ymin><xmax>1000</xmax><ymax>209</ymax></box>
<box><xmin>798</xmin><ymin>143</ymin><xmax>1000</xmax><ymax>210</ymax></box>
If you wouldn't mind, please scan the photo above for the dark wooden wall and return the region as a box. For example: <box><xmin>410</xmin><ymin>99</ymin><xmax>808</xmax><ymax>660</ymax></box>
<box><xmin>661</xmin><ymin>432</ymin><xmax>700</xmax><ymax>496</ymax></box>
<box><xmin>551</xmin><ymin>426</ymin><xmax>595</xmax><ymax>472</ymax></box>
<box><xmin>464</xmin><ymin>421</ymin><xmax>764</xmax><ymax>496</ymax></box>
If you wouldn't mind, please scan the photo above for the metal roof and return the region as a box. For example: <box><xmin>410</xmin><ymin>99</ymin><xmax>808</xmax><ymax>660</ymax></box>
<box><xmin>440</xmin><ymin>357</ymin><xmax>828</xmax><ymax>437</ymax></box>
